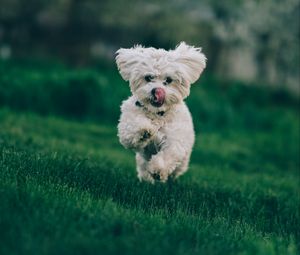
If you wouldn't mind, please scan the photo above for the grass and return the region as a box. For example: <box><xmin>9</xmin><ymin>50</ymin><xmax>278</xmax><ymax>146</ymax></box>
<box><xmin>0</xmin><ymin>60</ymin><xmax>299</xmax><ymax>254</ymax></box>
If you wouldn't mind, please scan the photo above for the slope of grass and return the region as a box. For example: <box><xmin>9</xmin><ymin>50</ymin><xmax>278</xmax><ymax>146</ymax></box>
<box><xmin>0</xmin><ymin>108</ymin><xmax>299</xmax><ymax>255</ymax></box>
<box><xmin>0</xmin><ymin>60</ymin><xmax>299</xmax><ymax>254</ymax></box>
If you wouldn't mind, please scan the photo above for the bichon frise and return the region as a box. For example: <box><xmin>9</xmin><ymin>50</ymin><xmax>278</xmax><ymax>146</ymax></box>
<box><xmin>116</xmin><ymin>42</ymin><xmax>206</xmax><ymax>183</ymax></box>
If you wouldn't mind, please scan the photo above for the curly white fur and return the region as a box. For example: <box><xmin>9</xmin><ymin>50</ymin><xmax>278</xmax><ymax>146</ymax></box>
<box><xmin>116</xmin><ymin>42</ymin><xmax>206</xmax><ymax>183</ymax></box>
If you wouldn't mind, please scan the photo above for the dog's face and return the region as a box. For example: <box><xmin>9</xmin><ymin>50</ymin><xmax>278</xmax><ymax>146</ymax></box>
<box><xmin>116</xmin><ymin>42</ymin><xmax>206</xmax><ymax>112</ymax></box>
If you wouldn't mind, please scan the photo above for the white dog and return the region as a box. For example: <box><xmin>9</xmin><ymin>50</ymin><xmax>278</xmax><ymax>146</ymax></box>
<box><xmin>116</xmin><ymin>42</ymin><xmax>206</xmax><ymax>183</ymax></box>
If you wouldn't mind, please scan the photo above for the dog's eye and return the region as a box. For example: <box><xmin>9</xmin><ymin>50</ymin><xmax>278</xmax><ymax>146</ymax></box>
<box><xmin>165</xmin><ymin>77</ymin><xmax>173</xmax><ymax>84</ymax></box>
<box><xmin>145</xmin><ymin>75</ymin><xmax>154</xmax><ymax>82</ymax></box>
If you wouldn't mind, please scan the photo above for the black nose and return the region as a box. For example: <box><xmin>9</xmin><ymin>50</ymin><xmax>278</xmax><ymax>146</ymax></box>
<box><xmin>151</xmin><ymin>88</ymin><xmax>157</xmax><ymax>96</ymax></box>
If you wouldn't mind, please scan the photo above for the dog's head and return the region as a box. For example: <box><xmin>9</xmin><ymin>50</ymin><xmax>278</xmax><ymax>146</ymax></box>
<box><xmin>116</xmin><ymin>42</ymin><xmax>206</xmax><ymax>112</ymax></box>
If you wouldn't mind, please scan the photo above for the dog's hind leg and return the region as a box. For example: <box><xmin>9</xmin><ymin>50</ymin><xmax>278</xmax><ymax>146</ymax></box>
<box><xmin>171</xmin><ymin>155</ymin><xmax>191</xmax><ymax>179</ymax></box>
<box><xmin>136</xmin><ymin>153</ymin><xmax>155</xmax><ymax>183</ymax></box>
<box><xmin>146</xmin><ymin>141</ymin><xmax>188</xmax><ymax>182</ymax></box>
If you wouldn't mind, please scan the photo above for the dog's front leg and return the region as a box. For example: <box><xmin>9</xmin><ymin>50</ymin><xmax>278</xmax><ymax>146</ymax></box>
<box><xmin>118</xmin><ymin>121</ymin><xmax>158</xmax><ymax>151</ymax></box>
<box><xmin>147</xmin><ymin>142</ymin><xmax>187</xmax><ymax>182</ymax></box>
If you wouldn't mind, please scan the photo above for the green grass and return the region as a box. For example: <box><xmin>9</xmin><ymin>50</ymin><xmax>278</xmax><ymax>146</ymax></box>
<box><xmin>0</xmin><ymin>60</ymin><xmax>299</xmax><ymax>254</ymax></box>
<box><xmin>0</xmin><ymin>109</ymin><xmax>299</xmax><ymax>255</ymax></box>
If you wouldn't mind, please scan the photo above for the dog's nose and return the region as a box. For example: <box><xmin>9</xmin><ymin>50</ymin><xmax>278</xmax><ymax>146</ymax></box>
<box><xmin>150</xmin><ymin>87</ymin><xmax>165</xmax><ymax>107</ymax></box>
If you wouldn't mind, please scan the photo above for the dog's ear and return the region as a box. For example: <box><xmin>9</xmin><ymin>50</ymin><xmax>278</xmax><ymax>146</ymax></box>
<box><xmin>115</xmin><ymin>46</ymin><xmax>143</xmax><ymax>81</ymax></box>
<box><xmin>173</xmin><ymin>42</ymin><xmax>206</xmax><ymax>84</ymax></box>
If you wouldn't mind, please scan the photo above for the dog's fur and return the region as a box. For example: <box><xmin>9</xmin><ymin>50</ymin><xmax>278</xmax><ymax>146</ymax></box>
<box><xmin>116</xmin><ymin>42</ymin><xmax>206</xmax><ymax>183</ymax></box>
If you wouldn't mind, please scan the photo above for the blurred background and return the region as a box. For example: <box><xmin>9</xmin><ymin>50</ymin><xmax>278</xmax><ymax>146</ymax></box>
<box><xmin>0</xmin><ymin>0</ymin><xmax>299</xmax><ymax>93</ymax></box>
<box><xmin>0</xmin><ymin>2</ymin><xmax>299</xmax><ymax>253</ymax></box>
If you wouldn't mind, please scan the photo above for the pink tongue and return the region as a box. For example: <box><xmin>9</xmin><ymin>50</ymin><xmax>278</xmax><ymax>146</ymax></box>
<box><xmin>154</xmin><ymin>88</ymin><xmax>165</xmax><ymax>103</ymax></box>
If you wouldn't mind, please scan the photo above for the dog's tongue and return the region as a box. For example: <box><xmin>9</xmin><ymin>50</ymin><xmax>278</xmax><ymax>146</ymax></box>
<box><xmin>153</xmin><ymin>88</ymin><xmax>165</xmax><ymax>104</ymax></box>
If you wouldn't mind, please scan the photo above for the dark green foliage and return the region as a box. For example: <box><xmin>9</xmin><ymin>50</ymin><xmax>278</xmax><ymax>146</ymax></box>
<box><xmin>0</xmin><ymin>60</ymin><xmax>298</xmax><ymax>131</ymax></box>
<box><xmin>0</xmin><ymin>60</ymin><xmax>129</xmax><ymax>121</ymax></box>
<box><xmin>0</xmin><ymin>61</ymin><xmax>299</xmax><ymax>254</ymax></box>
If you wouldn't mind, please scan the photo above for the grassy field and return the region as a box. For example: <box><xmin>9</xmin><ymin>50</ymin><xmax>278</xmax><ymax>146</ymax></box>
<box><xmin>0</xmin><ymin>61</ymin><xmax>299</xmax><ymax>254</ymax></box>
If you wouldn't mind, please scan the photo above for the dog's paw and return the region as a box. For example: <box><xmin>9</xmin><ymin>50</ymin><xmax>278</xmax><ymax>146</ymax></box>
<box><xmin>147</xmin><ymin>155</ymin><xmax>169</xmax><ymax>183</ymax></box>
<box><xmin>138</xmin><ymin>170</ymin><xmax>155</xmax><ymax>184</ymax></box>
<box><xmin>128</xmin><ymin>128</ymin><xmax>155</xmax><ymax>150</ymax></box>
<box><xmin>133</xmin><ymin>128</ymin><xmax>156</xmax><ymax>149</ymax></box>
<box><xmin>139</xmin><ymin>129</ymin><xmax>153</xmax><ymax>142</ymax></box>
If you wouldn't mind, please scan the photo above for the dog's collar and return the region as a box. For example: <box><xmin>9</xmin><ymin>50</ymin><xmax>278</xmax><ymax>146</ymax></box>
<box><xmin>135</xmin><ymin>101</ymin><xmax>165</xmax><ymax>116</ymax></box>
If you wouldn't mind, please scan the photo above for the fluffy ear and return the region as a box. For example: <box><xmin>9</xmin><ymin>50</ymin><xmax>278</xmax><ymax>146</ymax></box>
<box><xmin>173</xmin><ymin>42</ymin><xmax>207</xmax><ymax>84</ymax></box>
<box><xmin>115</xmin><ymin>46</ymin><xmax>143</xmax><ymax>81</ymax></box>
